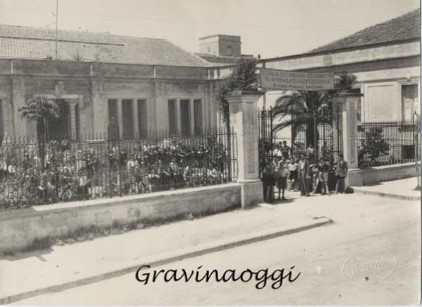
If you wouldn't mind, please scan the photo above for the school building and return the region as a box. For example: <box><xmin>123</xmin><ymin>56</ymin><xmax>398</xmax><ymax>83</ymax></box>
<box><xmin>0</xmin><ymin>25</ymin><xmax>241</xmax><ymax>140</ymax></box>
<box><xmin>258</xmin><ymin>9</ymin><xmax>420</xmax><ymax>124</ymax></box>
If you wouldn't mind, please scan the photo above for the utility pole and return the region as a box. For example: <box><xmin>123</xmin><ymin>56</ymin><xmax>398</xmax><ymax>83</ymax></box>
<box><xmin>55</xmin><ymin>0</ymin><xmax>59</xmax><ymax>60</ymax></box>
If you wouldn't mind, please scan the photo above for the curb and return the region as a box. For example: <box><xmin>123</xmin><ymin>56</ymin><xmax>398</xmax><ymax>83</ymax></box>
<box><xmin>353</xmin><ymin>188</ymin><xmax>420</xmax><ymax>201</ymax></box>
<box><xmin>0</xmin><ymin>217</ymin><xmax>333</xmax><ymax>304</ymax></box>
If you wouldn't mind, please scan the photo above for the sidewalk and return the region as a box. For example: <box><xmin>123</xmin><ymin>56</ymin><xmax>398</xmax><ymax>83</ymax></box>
<box><xmin>1</xmin><ymin>179</ymin><xmax>418</xmax><ymax>305</ymax></box>
<box><xmin>353</xmin><ymin>177</ymin><xmax>421</xmax><ymax>200</ymax></box>
<box><xmin>0</xmin><ymin>201</ymin><xmax>332</xmax><ymax>304</ymax></box>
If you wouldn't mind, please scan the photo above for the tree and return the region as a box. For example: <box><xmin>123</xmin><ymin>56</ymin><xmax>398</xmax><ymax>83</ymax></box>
<box><xmin>216</xmin><ymin>57</ymin><xmax>258</xmax><ymax>178</ymax></box>
<box><xmin>271</xmin><ymin>72</ymin><xmax>357</xmax><ymax>147</ymax></box>
<box><xmin>216</xmin><ymin>57</ymin><xmax>258</xmax><ymax>125</ymax></box>
<box><xmin>358</xmin><ymin>127</ymin><xmax>390</xmax><ymax>167</ymax></box>
<box><xmin>19</xmin><ymin>95</ymin><xmax>60</xmax><ymax>170</ymax></box>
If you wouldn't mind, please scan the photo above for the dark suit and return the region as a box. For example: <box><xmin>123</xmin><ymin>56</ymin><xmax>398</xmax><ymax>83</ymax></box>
<box><xmin>298</xmin><ymin>159</ymin><xmax>310</xmax><ymax>196</ymax></box>
<box><xmin>335</xmin><ymin>160</ymin><xmax>348</xmax><ymax>193</ymax></box>
<box><xmin>262</xmin><ymin>164</ymin><xmax>276</xmax><ymax>202</ymax></box>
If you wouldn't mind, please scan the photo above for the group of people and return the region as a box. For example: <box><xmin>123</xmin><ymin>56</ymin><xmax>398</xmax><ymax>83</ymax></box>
<box><xmin>261</xmin><ymin>140</ymin><xmax>349</xmax><ymax>203</ymax></box>
<box><xmin>0</xmin><ymin>139</ymin><xmax>232</xmax><ymax>208</ymax></box>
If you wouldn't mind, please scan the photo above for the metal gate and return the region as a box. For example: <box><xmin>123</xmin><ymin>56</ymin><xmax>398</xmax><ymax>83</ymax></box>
<box><xmin>258</xmin><ymin>105</ymin><xmax>343</xmax><ymax>170</ymax></box>
<box><xmin>258</xmin><ymin>106</ymin><xmax>343</xmax><ymax>194</ymax></box>
<box><xmin>290</xmin><ymin>105</ymin><xmax>343</xmax><ymax>164</ymax></box>
<box><xmin>258</xmin><ymin>108</ymin><xmax>273</xmax><ymax>178</ymax></box>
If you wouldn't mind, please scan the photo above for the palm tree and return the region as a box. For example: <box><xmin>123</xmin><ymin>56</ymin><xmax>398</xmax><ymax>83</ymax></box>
<box><xmin>271</xmin><ymin>72</ymin><xmax>357</xmax><ymax>150</ymax></box>
<box><xmin>19</xmin><ymin>95</ymin><xmax>60</xmax><ymax>170</ymax></box>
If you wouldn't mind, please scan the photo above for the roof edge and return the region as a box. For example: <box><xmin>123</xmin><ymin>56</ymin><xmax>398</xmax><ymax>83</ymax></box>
<box><xmin>260</xmin><ymin>38</ymin><xmax>421</xmax><ymax>63</ymax></box>
<box><xmin>199</xmin><ymin>34</ymin><xmax>241</xmax><ymax>41</ymax></box>
<box><xmin>0</xmin><ymin>56</ymin><xmax>215</xmax><ymax>69</ymax></box>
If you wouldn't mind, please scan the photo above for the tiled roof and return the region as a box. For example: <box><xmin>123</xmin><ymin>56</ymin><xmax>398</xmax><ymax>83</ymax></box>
<box><xmin>311</xmin><ymin>9</ymin><xmax>421</xmax><ymax>53</ymax></box>
<box><xmin>0</xmin><ymin>24</ymin><xmax>210</xmax><ymax>67</ymax></box>
<box><xmin>195</xmin><ymin>53</ymin><xmax>237</xmax><ymax>66</ymax></box>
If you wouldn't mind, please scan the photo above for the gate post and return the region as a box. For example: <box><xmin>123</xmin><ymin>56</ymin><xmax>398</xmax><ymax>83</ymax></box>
<box><xmin>227</xmin><ymin>90</ymin><xmax>264</xmax><ymax>208</ymax></box>
<box><xmin>334</xmin><ymin>91</ymin><xmax>364</xmax><ymax>186</ymax></box>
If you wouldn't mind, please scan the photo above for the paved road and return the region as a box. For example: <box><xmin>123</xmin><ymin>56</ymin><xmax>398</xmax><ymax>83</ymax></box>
<box><xmin>16</xmin><ymin>195</ymin><xmax>420</xmax><ymax>305</ymax></box>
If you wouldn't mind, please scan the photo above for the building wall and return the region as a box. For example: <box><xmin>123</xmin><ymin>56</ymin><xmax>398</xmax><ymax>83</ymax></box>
<box><xmin>199</xmin><ymin>37</ymin><xmax>220</xmax><ymax>56</ymax></box>
<box><xmin>0</xmin><ymin>59</ymin><xmax>221</xmax><ymax>139</ymax></box>
<box><xmin>199</xmin><ymin>35</ymin><xmax>241</xmax><ymax>57</ymax></box>
<box><xmin>217</xmin><ymin>36</ymin><xmax>241</xmax><ymax>57</ymax></box>
<box><xmin>259</xmin><ymin>41</ymin><xmax>421</xmax><ymax>125</ymax></box>
<box><xmin>260</xmin><ymin>41</ymin><xmax>420</xmax><ymax>71</ymax></box>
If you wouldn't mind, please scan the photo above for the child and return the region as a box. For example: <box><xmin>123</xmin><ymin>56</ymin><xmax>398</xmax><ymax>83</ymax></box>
<box><xmin>320</xmin><ymin>158</ymin><xmax>330</xmax><ymax>195</ymax></box>
<box><xmin>276</xmin><ymin>158</ymin><xmax>289</xmax><ymax>200</ymax></box>
<box><xmin>168</xmin><ymin>157</ymin><xmax>181</xmax><ymax>190</ymax></box>
<box><xmin>148</xmin><ymin>168</ymin><xmax>160</xmax><ymax>192</ymax></box>
<box><xmin>310</xmin><ymin>161</ymin><xmax>321</xmax><ymax>194</ymax></box>
<box><xmin>335</xmin><ymin>154</ymin><xmax>348</xmax><ymax>194</ymax></box>
<box><xmin>288</xmin><ymin>159</ymin><xmax>298</xmax><ymax>191</ymax></box>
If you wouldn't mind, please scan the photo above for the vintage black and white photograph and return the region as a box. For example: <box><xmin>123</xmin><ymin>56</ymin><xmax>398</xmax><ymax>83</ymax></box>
<box><xmin>0</xmin><ymin>0</ymin><xmax>420</xmax><ymax>305</ymax></box>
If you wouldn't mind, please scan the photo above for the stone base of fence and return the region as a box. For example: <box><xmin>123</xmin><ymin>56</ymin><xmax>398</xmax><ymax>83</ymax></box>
<box><xmin>348</xmin><ymin>162</ymin><xmax>418</xmax><ymax>187</ymax></box>
<box><xmin>239</xmin><ymin>180</ymin><xmax>263</xmax><ymax>209</ymax></box>
<box><xmin>0</xmin><ymin>184</ymin><xmax>241</xmax><ymax>254</ymax></box>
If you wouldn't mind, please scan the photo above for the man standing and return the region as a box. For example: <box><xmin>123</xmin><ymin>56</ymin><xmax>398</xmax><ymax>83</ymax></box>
<box><xmin>335</xmin><ymin>154</ymin><xmax>348</xmax><ymax>194</ymax></box>
<box><xmin>298</xmin><ymin>154</ymin><xmax>310</xmax><ymax>196</ymax></box>
<box><xmin>262</xmin><ymin>159</ymin><xmax>276</xmax><ymax>203</ymax></box>
<box><xmin>273</xmin><ymin>143</ymin><xmax>282</xmax><ymax>159</ymax></box>
<box><xmin>281</xmin><ymin>141</ymin><xmax>290</xmax><ymax>160</ymax></box>
<box><xmin>306</xmin><ymin>145</ymin><xmax>315</xmax><ymax>164</ymax></box>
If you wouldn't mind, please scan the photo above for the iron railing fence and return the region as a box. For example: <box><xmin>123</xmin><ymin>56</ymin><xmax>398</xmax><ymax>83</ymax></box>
<box><xmin>0</xmin><ymin>128</ymin><xmax>237</xmax><ymax>210</ymax></box>
<box><xmin>357</xmin><ymin>122</ymin><xmax>419</xmax><ymax>168</ymax></box>
<box><xmin>258</xmin><ymin>109</ymin><xmax>274</xmax><ymax>177</ymax></box>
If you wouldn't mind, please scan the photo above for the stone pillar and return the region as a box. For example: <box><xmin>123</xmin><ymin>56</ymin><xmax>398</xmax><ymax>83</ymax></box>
<box><xmin>153</xmin><ymin>81</ymin><xmax>166</xmax><ymax>131</ymax></box>
<box><xmin>78</xmin><ymin>95</ymin><xmax>91</xmax><ymax>136</ymax></box>
<box><xmin>189</xmin><ymin>99</ymin><xmax>195</xmax><ymax>135</ymax></box>
<box><xmin>91</xmin><ymin>78</ymin><xmax>106</xmax><ymax>134</ymax></box>
<box><xmin>117</xmin><ymin>99</ymin><xmax>123</xmax><ymax>139</ymax></box>
<box><xmin>227</xmin><ymin>90</ymin><xmax>264</xmax><ymax>208</ymax></box>
<box><xmin>69</xmin><ymin>101</ymin><xmax>77</xmax><ymax>140</ymax></box>
<box><xmin>11</xmin><ymin>77</ymin><xmax>25</xmax><ymax>137</ymax></box>
<box><xmin>133</xmin><ymin>99</ymin><xmax>139</xmax><ymax>138</ymax></box>
<box><xmin>335</xmin><ymin>91</ymin><xmax>364</xmax><ymax>186</ymax></box>
<box><xmin>207</xmin><ymin>82</ymin><xmax>216</xmax><ymax>128</ymax></box>
<box><xmin>176</xmin><ymin>99</ymin><xmax>181</xmax><ymax>134</ymax></box>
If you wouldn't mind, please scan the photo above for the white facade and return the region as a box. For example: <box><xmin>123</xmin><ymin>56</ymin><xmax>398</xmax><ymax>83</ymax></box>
<box><xmin>258</xmin><ymin>40</ymin><xmax>420</xmax><ymax>125</ymax></box>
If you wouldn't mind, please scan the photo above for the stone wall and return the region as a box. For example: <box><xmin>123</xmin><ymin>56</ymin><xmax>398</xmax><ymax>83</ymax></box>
<box><xmin>348</xmin><ymin>162</ymin><xmax>418</xmax><ymax>186</ymax></box>
<box><xmin>0</xmin><ymin>58</ymin><xmax>221</xmax><ymax>138</ymax></box>
<box><xmin>0</xmin><ymin>184</ymin><xmax>241</xmax><ymax>254</ymax></box>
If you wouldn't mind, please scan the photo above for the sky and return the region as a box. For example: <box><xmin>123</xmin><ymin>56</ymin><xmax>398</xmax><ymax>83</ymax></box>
<box><xmin>0</xmin><ymin>0</ymin><xmax>419</xmax><ymax>58</ymax></box>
